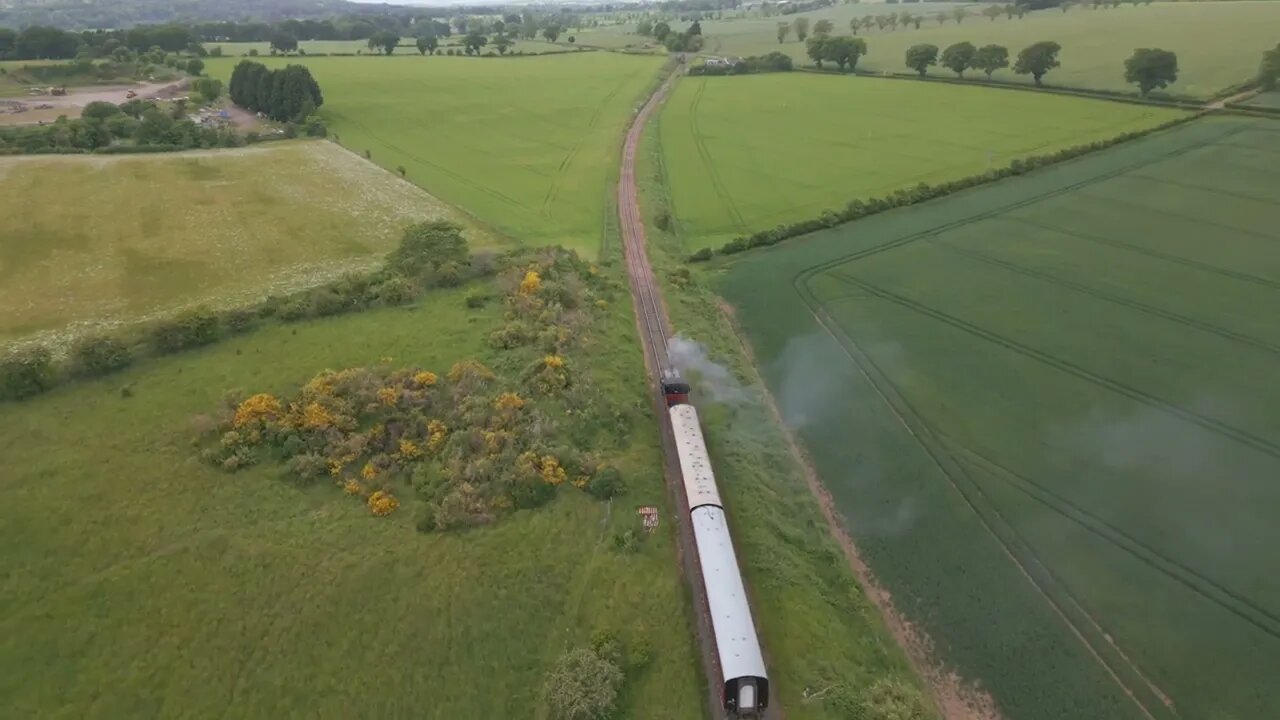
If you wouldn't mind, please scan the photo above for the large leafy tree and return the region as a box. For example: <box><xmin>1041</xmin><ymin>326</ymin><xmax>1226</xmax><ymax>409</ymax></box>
<box><xmin>416</xmin><ymin>32</ymin><xmax>438</xmax><ymax>55</ymax></box>
<box><xmin>270</xmin><ymin>31</ymin><xmax>298</xmax><ymax>54</ymax></box>
<box><xmin>1258</xmin><ymin>43</ymin><xmax>1280</xmax><ymax>91</ymax></box>
<box><xmin>941</xmin><ymin>41</ymin><xmax>977</xmax><ymax>78</ymax></box>
<box><xmin>904</xmin><ymin>43</ymin><xmax>939</xmax><ymax>78</ymax></box>
<box><xmin>972</xmin><ymin>44</ymin><xmax>1010</xmax><ymax>79</ymax></box>
<box><xmin>792</xmin><ymin>17</ymin><xmax>809</xmax><ymax>42</ymax></box>
<box><xmin>823</xmin><ymin>36</ymin><xmax>868</xmax><ymax>73</ymax></box>
<box><xmin>1014</xmin><ymin>41</ymin><xmax>1062</xmax><ymax>86</ymax></box>
<box><xmin>1124</xmin><ymin>48</ymin><xmax>1178</xmax><ymax>96</ymax></box>
<box><xmin>367</xmin><ymin>30</ymin><xmax>400</xmax><ymax>55</ymax></box>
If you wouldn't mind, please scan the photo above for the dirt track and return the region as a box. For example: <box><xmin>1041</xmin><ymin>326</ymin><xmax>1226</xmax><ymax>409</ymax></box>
<box><xmin>26</xmin><ymin>80</ymin><xmax>187</xmax><ymax>109</ymax></box>
<box><xmin>616</xmin><ymin>66</ymin><xmax>784</xmax><ymax>720</ymax></box>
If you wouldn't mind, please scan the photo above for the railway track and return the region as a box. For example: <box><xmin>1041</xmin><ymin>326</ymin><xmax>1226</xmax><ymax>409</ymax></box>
<box><xmin>615</xmin><ymin>66</ymin><xmax>782</xmax><ymax>720</ymax></box>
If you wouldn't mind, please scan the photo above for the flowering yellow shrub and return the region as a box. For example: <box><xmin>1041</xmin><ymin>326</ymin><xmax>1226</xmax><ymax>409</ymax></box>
<box><xmin>426</xmin><ymin>420</ymin><xmax>448</xmax><ymax>454</ymax></box>
<box><xmin>543</xmin><ymin>355</ymin><xmax>565</xmax><ymax>370</ymax></box>
<box><xmin>519</xmin><ymin>270</ymin><xmax>542</xmax><ymax>295</ymax></box>
<box><xmin>342</xmin><ymin>478</ymin><xmax>363</xmax><ymax>496</ymax></box>
<box><xmin>413</xmin><ymin>371</ymin><xmax>438</xmax><ymax>388</ymax></box>
<box><xmin>494</xmin><ymin>392</ymin><xmax>526</xmax><ymax>412</ymax></box>
<box><xmin>298</xmin><ymin>401</ymin><xmax>337</xmax><ymax>430</ymax></box>
<box><xmin>361</xmin><ymin>462</ymin><xmax>378</xmax><ymax>481</ymax></box>
<box><xmin>232</xmin><ymin>393</ymin><xmax>283</xmax><ymax>428</ymax></box>
<box><xmin>376</xmin><ymin>387</ymin><xmax>398</xmax><ymax>406</ymax></box>
<box><xmin>368</xmin><ymin>490</ymin><xmax>400</xmax><ymax>516</ymax></box>
<box><xmin>540</xmin><ymin>455</ymin><xmax>567</xmax><ymax>486</ymax></box>
<box><xmin>398</xmin><ymin>438</ymin><xmax>423</xmax><ymax>460</ymax></box>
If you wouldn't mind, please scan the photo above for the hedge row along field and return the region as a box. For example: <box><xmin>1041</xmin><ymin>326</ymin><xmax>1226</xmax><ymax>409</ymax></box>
<box><xmin>0</xmin><ymin>250</ymin><xmax>705</xmax><ymax>718</ymax></box>
<box><xmin>715</xmin><ymin>116</ymin><xmax>1280</xmax><ymax>720</ymax></box>
<box><xmin>209</xmin><ymin>53</ymin><xmax>664</xmax><ymax>256</ymax></box>
<box><xmin>0</xmin><ymin>142</ymin><xmax>495</xmax><ymax>348</ymax></box>
<box><xmin>658</xmin><ymin>73</ymin><xmax>1184</xmax><ymax>251</ymax></box>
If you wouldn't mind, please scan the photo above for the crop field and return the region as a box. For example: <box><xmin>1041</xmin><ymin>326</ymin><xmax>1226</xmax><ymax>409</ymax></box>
<box><xmin>716</xmin><ymin>116</ymin><xmax>1280</xmax><ymax>720</ymax></box>
<box><xmin>687</xmin><ymin>2</ymin><xmax>1280</xmax><ymax>98</ymax></box>
<box><xmin>209</xmin><ymin>53</ymin><xmax>664</xmax><ymax>255</ymax></box>
<box><xmin>658</xmin><ymin>73</ymin><xmax>1183</xmax><ymax>250</ymax></box>
<box><xmin>0</xmin><ymin>282</ymin><xmax>704</xmax><ymax>719</ymax></box>
<box><xmin>0</xmin><ymin>142</ymin><xmax>491</xmax><ymax>347</ymax></box>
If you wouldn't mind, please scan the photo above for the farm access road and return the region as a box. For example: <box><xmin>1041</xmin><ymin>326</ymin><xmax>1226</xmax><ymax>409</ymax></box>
<box><xmin>615</xmin><ymin>66</ymin><xmax>783</xmax><ymax>720</ymax></box>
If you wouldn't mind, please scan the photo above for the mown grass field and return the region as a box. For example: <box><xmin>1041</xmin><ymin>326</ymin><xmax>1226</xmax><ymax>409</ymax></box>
<box><xmin>715</xmin><ymin>115</ymin><xmax>1280</xmax><ymax>720</ymax></box>
<box><xmin>658</xmin><ymin>73</ymin><xmax>1183</xmax><ymax>250</ymax></box>
<box><xmin>692</xmin><ymin>1</ymin><xmax>1280</xmax><ymax>97</ymax></box>
<box><xmin>0</xmin><ymin>142</ymin><xmax>492</xmax><ymax>347</ymax></box>
<box><xmin>209</xmin><ymin>53</ymin><xmax>664</xmax><ymax>255</ymax></box>
<box><xmin>0</xmin><ymin>279</ymin><xmax>706</xmax><ymax>719</ymax></box>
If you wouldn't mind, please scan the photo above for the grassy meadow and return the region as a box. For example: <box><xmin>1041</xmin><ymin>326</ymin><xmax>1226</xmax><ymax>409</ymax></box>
<box><xmin>714</xmin><ymin>116</ymin><xmax>1280</xmax><ymax>720</ymax></box>
<box><xmin>0</xmin><ymin>277</ymin><xmax>706</xmax><ymax>719</ymax></box>
<box><xmin>209</xmin><ymin>53</ymin><xmax>664</xmax><ymax>256</ymax></box>
<box><xmin>658</xmin><ymin>73</ymin><xmax>1183</xmax><ymax>250</ymax></box>
<box><xmin>209</xmin><ymin>37</ymin><xmax>569</xmax><ymax>58</ymax></box>
<box><xmin>686</xmin><ymin>1</ymin><xmax>1280</xmax><ymax>97</ymax></box>
<box><xmin>0</xmin><ymin>142</ymin><xmax>493</xmax><ymax>347</ymax></box>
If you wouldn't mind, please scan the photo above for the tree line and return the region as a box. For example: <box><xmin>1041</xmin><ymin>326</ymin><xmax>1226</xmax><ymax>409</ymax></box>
<box><xmin>636</xmin><ymin>19</ymin><xmax>704</xmax><ymax>53</ymax></box>
<box><xmin>0</xmin><ymin>99</ymin><xmax>239</xmax><ymax>156</ymax></box>
<box><xmin>228</xmin><ymin>61</ymin><xmax>324</xmax><ymax>123</ymax></box>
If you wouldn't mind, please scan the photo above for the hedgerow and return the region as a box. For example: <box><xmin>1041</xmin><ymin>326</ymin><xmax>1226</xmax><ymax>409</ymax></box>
<box><xmin>700</xmin><ymin>111</ymin><xmax>1202</xmax><ymax>261</ymax></box>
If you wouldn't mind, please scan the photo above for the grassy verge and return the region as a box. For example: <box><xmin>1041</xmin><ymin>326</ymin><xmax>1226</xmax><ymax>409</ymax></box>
<box><xmin>0</xmin><ymin>264</ymin><xmax>705</xmax><ymax>718</ymax></box>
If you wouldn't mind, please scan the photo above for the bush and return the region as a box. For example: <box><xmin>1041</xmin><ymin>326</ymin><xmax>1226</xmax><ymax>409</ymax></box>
<box><xmin>544</xmin><ymin>647</ymin><xmax>625</xmax><ymax>720</ymax></box>
<box><xmin>465</xmin><ymin>290</ymin><xmax>490</xmax><ymax>308</ymax></box>
<box><xmin>587</xmin><ymin>466</ymin><xmax>624</xmax><ymax>500</ymax></box>
<box><xmin>613</xmin><ymin>529</ymin><xmax>640</xmax><ymax>553</ymax></box>
<box><xmin>0</xmin><ymin>347</ymin><xmax>56</xmax><ymax>401</ymax></box>
<box><xmin>150</xmin><ymin>309</ymin><xmax>220</xmax><ymax>353</ymax></box>
<box><xmin>687</xmin><ymin>247</ymin><xmax>714</xmax><ymax>263</ymax></box>
<box><xmin>71</xmin><ymin>335</ymin><xmax>132</xmax><ymax>377</ymax></box>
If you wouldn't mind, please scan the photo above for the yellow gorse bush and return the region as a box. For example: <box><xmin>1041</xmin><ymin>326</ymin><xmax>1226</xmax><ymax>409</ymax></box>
<box><xmin>232</xmin><ymin>393</ymin><xmax>283</xmax><ymax>428</ymax></box>
<box><xmin>368</xmin><ymin>490</ymin><xmax>400</xmax><ymax>516</ymax></box>
<box><xmin>519</xmin><ymin>270</ymin><xmax>542</xmax><ymax>295</ymax></box>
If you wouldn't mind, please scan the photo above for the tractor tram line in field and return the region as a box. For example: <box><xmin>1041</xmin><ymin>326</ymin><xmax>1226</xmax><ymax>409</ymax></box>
<box><xmin>618</xmin><ymin>69</ymin><xmax>776</xmax><ymax>720</ymax></box>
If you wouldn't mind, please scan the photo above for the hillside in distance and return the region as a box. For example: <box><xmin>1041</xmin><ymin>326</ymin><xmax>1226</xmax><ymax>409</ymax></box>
<box><xmin>0</xmin><ymin>0</ymin><xmax>376</xmax><ymax>29</ymax></box>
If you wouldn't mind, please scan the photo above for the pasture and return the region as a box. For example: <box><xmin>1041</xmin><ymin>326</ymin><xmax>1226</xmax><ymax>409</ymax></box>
<box><xmin>209</xmin><ymin>53</ymin><xmax>662</xmax><ymax>255</ymax></box>
<box><xmin>0</xmin><ymin>142</ymin><xmax>491</xmax><ymax>347</ymax></box>
<box><xmin>0</xmin><ymin>280</ymin><xmax>705</xmax><ymax>719</ymax></box>
<box><xmin>658</xmin><ymin>73</ymin><xmax>1183</xmax><ymax>250</ymax></box>
<box><xmin>687</xmin><ymin>2</ymin><xmax>1280</xmax><ymax>97</ymax></box>
<box><xmin>716</xmin><ymin>115</ymin><xmax>1280</xmax><ymax>720</ymax></box>
<box><xmin>210</xmin><ymin>37</ymin><xmax>567</xmax><ymax>57</ymax></box>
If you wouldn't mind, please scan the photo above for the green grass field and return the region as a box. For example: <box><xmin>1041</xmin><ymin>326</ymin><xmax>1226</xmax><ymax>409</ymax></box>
<box><xmin>0</xmin><ymin>142</ymin><xmax>493</xmax><ymax>347</ymax></box>
<box><xmin>210</xmin><ymin>37</ymin><xmax>569</xmax><ymax>57</ymax></box>
<box><xmin>0</xmin><ymin>279</ymin><xmax>706</xmax><ymax>719</ymax></box>
<box><xmin>658</xmin><ymin>73</ymin><xmax>1183</xmax><ymax>250</ymax></box>
<box><xmin>715</xmin><ymin>115</ymin><xmax>1280</xmax><ymax>720</ymax></box>
<box><xmin>689</xmin><ymin>1</ymin><xmax>1280</xmax><ymax>98</ymax></box>
<box><xmin>209</xmin><ymin>53</ymin><xmax>664</xmax><ymax>255</ymax></box>
<box><xmin>1244</xmin><ymin>89</ymin><xmax>1280</xmax><ymax>108</ymax></box>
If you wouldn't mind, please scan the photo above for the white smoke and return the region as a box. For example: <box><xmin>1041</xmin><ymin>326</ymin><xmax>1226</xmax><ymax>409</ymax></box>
<box><xmin>666</xmin><ymin>335</ymin><xmax>747</xmax><ymax>406</ymax></box>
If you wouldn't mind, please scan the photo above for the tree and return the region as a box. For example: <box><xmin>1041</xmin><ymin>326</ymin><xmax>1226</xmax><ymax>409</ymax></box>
<box><xmin>952</xmin><ymin>7</ymin><xmax>967</xmax><ymax>24</ymax></box>
<box><xmin>463</xmin><ymin>32</ymin><xmax>488</xmax><ymax>55</ymax></box>
<box><xmin>806</xmin><ymin>36</ymin><xmax>828</xmax><ymax>68</ymax></box>
<box><xmin>777</xmin><ymin>22</ymin><xmax>791</xmax><ymax>43</ymax></box>
<box><xmin>416</xmin><ymin>33</ymin><xmax>438</xmax><ymax>55</ymax></box>
<box><xmin>543</xmin><ymin>24</ymin><xmax>562</xmax><ymax>43</ymax></box>
<box><xmin>1259</xmin><ymin>43</ymin><xmax>1280</xmax><ymax>91</ymax></box>
<box><xmin>368</xmin><ymin>31</ymin><xmax>400</xmax><ymax>56</ymax></box>
<box><xmin>824</xmin><ymin>36</ymin><xmax>868</xmax><ymax>72</ymax></box>
<box><xmin>544</xmin><ymin>648</ymin><xmax>625</xmax><ymax>720</ymax></box>
<box><xmin>638</xmin><ymin>19</ymin><xmax>654</xmax><ymax>36</ymax></box>
<box><xmin>193</xmin><ymin>77</ymin><xmax>223</xmax><ymax>101</ymax></box>
<box><xmin>16</xmin><ymin>26</ymin><xmax>80</xmax><ymax>60</ymax></box>
<box><xmin>984</xmin><ymin>5</ymin><xmax>1004</xmax><ymax>21</ymax></box>
<box><xmin>687</xmin><ymin>21</ymin><xmax>702</xmax><ymax>36</ymax></box>
<box><xmin>1124</xmin><ymin>48</ymin><xmax>1178</xmax><ymax>96</ymax></box>
<box><xmin>186</xmin><ymin>58</ymin><xmax>205</xmax><ymax>75</ymax></box>
<box><xmin>653</xmin><ymin>22</ymin><xmax>672</xmax><ymax>42</ymax></box>
<box><xmin>813</xmin><ymin>19</ymin><xmax>834</xmax><ymax>38</ymax></box>
<box><xmin>493</xmin><ymin>34</ymin><xmax>512</xmax><ymax>55</ymax></box>
<box><xmin>388</xmin><ymin>221</ymin><xmax>469</xmax><ymax>275</ymax></box>
<box><xmin>452</xmin><ymin>16</ymin><xmax>468</xmax><ymax>34</ymax></box>
<box><xmin>886</xmin><ymin>13</ymin><xmax>898</xmax><ymax>31</ymax></box>
<box><xmin>270</xmin><ymin>32</ymin><xmax>298</xmax><ymax>54</ymax></box>
<box><xmin>793</xmin><ymin>17</ymin><xmax>810</xmax><ymax>42</ymax></box>
<box><xmin>941</xmin><ymin>41</ymin><xmax>977</xmax><ymax>78</ymax></box>
<box><xmin>936</xmin><ymin>12</ymin><xmax>948</xmax><ymax>26</ymax></box>
<box><xmin>82</xmin><ymin>101</ymin><xmax>121</xmax><ymax>121</ymax></box>
<box><xmin>847</xmin><ymin>17</ymin><xmax>860</xmax><ymax>35</ymax></box>
<box><xmin>905</xmin><ymin>43</ymin><xmax>938</xmax><ymax>78</ymax></box>
<box><xmin>0</xmin><ymin>28</ymin><xmax>15</xmax><ymax>59</ymax></box>
<box><xmin>973</xmin><ymin>44</ymin><xmax>1010</xmax><ymax>79</ymax></box>
<box><xmin>1014</xmin><ymin>41</ymin><xmax>1062</xmax><ymax>86</ymax></box>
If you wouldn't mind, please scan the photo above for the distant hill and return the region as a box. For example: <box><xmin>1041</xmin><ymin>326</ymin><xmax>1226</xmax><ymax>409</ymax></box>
<box><xmin>0</xmin><ymin>0</ymin><xmax>405</xmax><ymax>30</ymax></box>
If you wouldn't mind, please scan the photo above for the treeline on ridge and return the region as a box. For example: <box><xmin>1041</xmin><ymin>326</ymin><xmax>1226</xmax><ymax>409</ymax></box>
<box><xmin>229</xmin><ymin>61</ymin><xmax>324</xmax><ymax>123</ymax></box>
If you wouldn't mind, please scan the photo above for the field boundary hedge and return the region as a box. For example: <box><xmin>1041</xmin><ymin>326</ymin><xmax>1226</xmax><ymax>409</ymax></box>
<box><xmin>797</xmin><ymin>66</ymin><xmax>1207</xmax><ymax>109</ymax></box>
<box><xmin>692</xmin><ymin>110</ymin><xmax>1204</xmax><ymax>262</ymax></box>
<box><xmin>0</xmin><ymin>238</ymin><xmax>503</xmax><ymax>404</ymax></box>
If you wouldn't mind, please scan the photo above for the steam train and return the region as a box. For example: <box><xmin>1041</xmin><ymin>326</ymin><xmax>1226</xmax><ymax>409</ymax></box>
<box><xmin>662</xmin><ymin>374</ymin><xmax>770</xmax><ymax>718</ymax></box>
